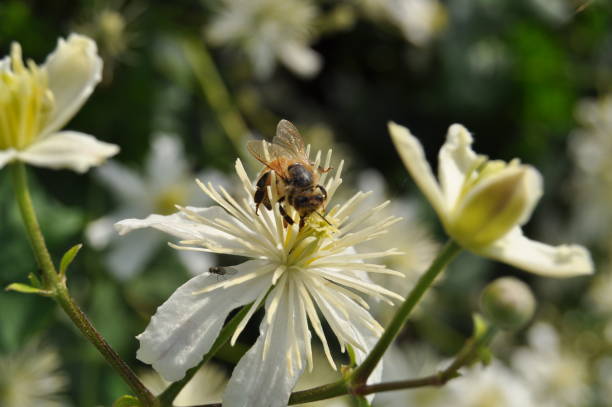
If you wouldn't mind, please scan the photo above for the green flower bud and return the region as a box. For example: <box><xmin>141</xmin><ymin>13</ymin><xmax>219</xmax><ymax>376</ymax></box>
<box><xmin>480</xmin><ymin>277</ymin><xmax>536</xmax><ymax>330</ymax></box>
<box><xmin>448</xmin><ymin>165</ymin><xmax>542</xmax><ymax>250</ymax></box>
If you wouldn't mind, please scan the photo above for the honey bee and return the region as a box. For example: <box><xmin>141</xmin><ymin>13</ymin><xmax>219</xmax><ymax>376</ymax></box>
<box><xmin>248</xmin><ymin>119</ymin><xmax>330</xmax><ymax>228</ymax></box>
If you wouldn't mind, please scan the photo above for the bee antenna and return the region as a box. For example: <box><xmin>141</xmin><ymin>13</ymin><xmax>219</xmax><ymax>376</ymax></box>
<box><xmin>315</xmin><ymin>211</ymin><xmax>332</xmax><ymax>226</ymax></box>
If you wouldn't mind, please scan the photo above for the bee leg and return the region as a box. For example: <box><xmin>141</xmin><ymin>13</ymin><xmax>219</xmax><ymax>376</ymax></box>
<box><xmin>277</xmin><ymin>197</ymin><xmax>295</xmax><ymax>227</ymax></box>
<box><xmin>318</xmin><ymin>166</ymin><xmax>333</xmax><ymax>173</ymax></box>
<box><xmin>316</xmin><ymin>184</ymin><xmax>328</xmax><ymax>200</ymax></box>
<box><xmin>254</xmin><ymin>171</ymin><xmax>272</xmax><ymax>214</ymax></box>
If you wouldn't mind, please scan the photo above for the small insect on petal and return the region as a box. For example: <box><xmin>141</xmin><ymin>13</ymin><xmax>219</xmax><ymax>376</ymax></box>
<box><xmin>208</xmin><ymin>266</ymin><xmax>239</xmax><ymax>280</ymax></box>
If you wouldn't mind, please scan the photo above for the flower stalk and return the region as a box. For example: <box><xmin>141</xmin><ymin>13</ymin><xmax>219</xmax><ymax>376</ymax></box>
<box><xmin>181</xmin><ymin>37</ymin><xmax>249</xmax><ymax>158</ymax></box>
<box><xmin>351</xmin><ymin>239</ymin><xmax>462</xmax><ymax>385</ymax></box>
<box><xmin>186</xmin><ymin>319</ymin><xmax>496</xmax><ymax>406</ymax></box>
<box><xmin>9</xmin><ymin>162</ymin><xmax>157</xmax><ymax>407</ymax></box>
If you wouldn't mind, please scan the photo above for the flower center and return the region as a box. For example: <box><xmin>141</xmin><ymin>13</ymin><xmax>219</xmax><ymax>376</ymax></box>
<box><xmin>0</xmin><ymin>43</ymin><xmax>55</xmax><ymax>150</ymax></box>
<box><xmin>155</xmin><ymin>185</ymin><xmax>188</xmax><ymax>215</ymax></box>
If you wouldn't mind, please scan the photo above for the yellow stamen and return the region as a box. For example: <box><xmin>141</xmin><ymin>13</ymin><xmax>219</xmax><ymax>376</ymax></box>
<box><xmin>0</xmin><ymin>43</ymin><xmax>55</xmax><ymax>150</ymax></box>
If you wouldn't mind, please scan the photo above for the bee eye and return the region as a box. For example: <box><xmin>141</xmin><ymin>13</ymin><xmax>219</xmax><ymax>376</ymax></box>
<box><xmin>296</xmin><ymin>196</ymin><xmax>308</xmax><ymax>205</ymax></box>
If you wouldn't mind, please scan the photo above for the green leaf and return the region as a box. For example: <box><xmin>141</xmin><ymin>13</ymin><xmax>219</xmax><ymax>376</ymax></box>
<box><xmin>27</xmin><ymin>272</ymin><xmax>41</xmax><ymax>288</ymax></box>
<box><xmin>354</xmin><ymin>395</ymin><xmax>372</xmax><ymax>407</ymax></box>
<box><xmin>472</xmin><ymin>313</ymin><xmax>489</xmax><ymax>338</ymax></box>
<box><xmin>478</xmin><ymin>346</ymin><xmax>493</xmax><ymax>366</ymax></box>
<box><xmin>59</xmin><ymin>243</ymin><xmax>82</xmax><ymax>278</ymax></box>
<box><xmin>112</xmin><ymin>395</ymin><xmax>141</xmax><ymax>407</ymax></box>
<box><xmin>346</xmin><ymin>344</ymin><xmax>358</xmax><ymax>368</ymax></box>
<box><xmin>5</xmin><ymin>283</ymin><xmax>51</xmax><ymax>296</ymax></box>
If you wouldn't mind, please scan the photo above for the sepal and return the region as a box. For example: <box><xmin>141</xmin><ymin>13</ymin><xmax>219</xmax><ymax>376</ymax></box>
<box><xmin>59</xmin><ymin>243</ymin><xmax>83</xmax><ymax>280</ymax></box>
<box><xmin>5</xmin><ymin>282</ymin><xmax>52</xmax><ymax>296</ymax></box>
<box><xmin>112</xmin><ymin>395</ymin><xmax>142</xmax><ymax>407</ymax></box>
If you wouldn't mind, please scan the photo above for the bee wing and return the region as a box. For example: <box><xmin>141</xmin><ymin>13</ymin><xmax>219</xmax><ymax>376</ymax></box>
<box><xmin>247</xmin><ymin>139</ymin><xmax>291</xmax><ymax>177</ymax></box>
<box><xmin>273</xmin><ymin>119</ymin><xmax>308</xmax><ymax>160</ymax></box>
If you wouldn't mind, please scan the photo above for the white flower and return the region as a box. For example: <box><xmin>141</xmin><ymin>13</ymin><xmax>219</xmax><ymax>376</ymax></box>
<box><xmin>74</xmin><ymin>4</ymin><xmax>141</xmax><ymax>83</ymax></box>
<box><xmin>512</xmin><ymin>322</ymin><xmax>590</xmax><ymax>407</ymax></box>
<box><xmin>141</xmin><ymin>363</ymin><xmax>226</xmax><ymax>405</ymax></box>
<box><xmin>376</xmin><ymin>343</ymin><xmax>447</xmax><ymax>407</ymax></box>
<box><xmin>389</xmin><ymin>122</ymin><xmax>593</xmax><ymax>277</ymax></box>
<box><xmin>0</xmin><ymin>340</ymin><xmax>69</xmax><ymax>407</ymax></box>
<box><xmin>116</xmin><ymin>150</ymin><xmax>403</xmax><ymax>407</ymax></box>
<box><xmin>569</xmin><ymin>94</ymin><xmax>612</xmax><ymax>245</ymax></box>
<box><xmin>206</xmin><ymin>0</ymin><xmax>322</xmax><ymax>79</ymax></box>
<box><xmin>444</xmin><ymin>360</ymin><xmax>536</xmax><ymax>407</ymax></box>
<box><xmin>87</xmin><ymin>134</ymin><xmax>224</xmax><ymax>279</ymax></box>
<box><xmin>357</xmin><ymin>0</ymin><xmax>446</xmax><ymax>46</ymax></box>
<box><xmin>0</xmin><ymin>34</ymin><xmax>118</xmax><ymax>172</ymax></box>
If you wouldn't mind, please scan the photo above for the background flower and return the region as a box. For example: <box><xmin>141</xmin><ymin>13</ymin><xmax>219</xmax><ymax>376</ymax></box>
<box><xmin>87</xmin><ymin>133</ymin><xmax>227</xmax><ymax>279</ymax></box>
<box><xmin>206</xmin><ymin>0</ymin><xmax>321</xmax><ymax>78</ymax></box>
<box><xmin>0</xmin><ymin>340</ymin><xmax>69</xmax><ymax>407</ymax></box>
<box><xmin>141</xmin><ymin>363</ymin><xmax>226</xmax><ymax>406</ymax></box>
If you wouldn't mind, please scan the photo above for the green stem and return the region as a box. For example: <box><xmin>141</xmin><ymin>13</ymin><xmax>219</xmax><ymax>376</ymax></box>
<box><xmin>181</xmin><ymin>37</ymin><xmax>249</xmax><ymax>158</ymax></box>
<box><xmin>359</xmin><ymin>325</ymin><xmax>497</xmax><ymax>396</ymax></box>
<box><xmin>288</xmin><ymin>380</ymin><xmax>348</xmax><ymax>405</ymax></box>
<box><xmin>187</xmin><ymin>325</ymin><xmax>497</xmax><ymax>407</ymax></box>
<box><xmin>158</xmin><ymin>304</ymin><xmax>254</xmax><ymax>406</ymax></box>
<box><xmin>10</xmin><ymin>163</ymin><xmax>158</xmax><ymax>407</ymax></box>
<box><xmin>351</xmin><ymin>240</ymin><xmax>462</xmax><ymax>385</ymax></box>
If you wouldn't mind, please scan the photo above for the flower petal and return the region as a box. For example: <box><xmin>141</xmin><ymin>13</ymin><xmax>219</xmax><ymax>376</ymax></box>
<box><xmin>311</xmin><ymin>284</ymin><xmax>383</xmax><ymax>402</ymax></box>
<box><xmin>480</xmin><ymin>228</ymin><xmax>594</xmax><ymax>277</ymax></box>
<box><xmin>388</xmin><ymin>122</ymin><xmax>446</xmax><ymax>217</ymax></box>
<box><xmin>106</xmin><ymin>230</ymin><xmax>161</xmax><ymax>280</ymax></box>
<box><xmin>438</xmin><ymin>124</ymin><xmax>480</xmax><ymax>209</ymax></box>
<box><xmin>146</xmin><ymin>134</ymin><xmax>189</xmax><ymax>192</ymax></box>
<box><xmin>0</xmin><ymin>149</ymin><xmax>17</xmax><ymax>169</ymax></box>
<box><xmin>115</xmin><ymin>206</ymin><xmax>244</xmax><ymax>251</ymax></box>
<box><xmin>94</xmin><ymin>161</ymin><xmax>149</xmax><ymax>205</ymax></box>
<box><xmin>41</xmin><ymin>34</ymin><xmax>103</xmax><ymax>136</ymax></box>
<box><xmin>137</xmin><ymin>260</ymin><xmax>274</xmax><ymax>381</ymax></box>
<box><xmin>114</xmin><ymin>207</ymin><xmax>222</xmax><ymax>240</ymax></box>
<box><xmin>223</xmin><ymin>278</ymin><xmax>309</xmax><ymax>407</ymax></box>
<box><xmin>277</xmin><ymin>40</ymin><xmax>322</xmax><ymax>78</ymax></box>
<box><xmin>17</xmin><ymin>131</ymin><xmax>118</xmax><ymax>173</ymax></box>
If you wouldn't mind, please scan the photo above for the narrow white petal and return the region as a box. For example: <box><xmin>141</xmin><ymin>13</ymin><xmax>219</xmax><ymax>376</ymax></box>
<box><xmin>18</xmin><ymin>131</ymin><xmax>118</xmax><ymax>173</ymax></box>
<box><xmin>223</xmin><ymin>280</ymin><xmax>308</xmax><ymax>407</ymax></box>
<box><xmin>295</xmin><ymin>277</ymin><xmax>335</xmax><ymax>369</ymax></box>
<box><xmin>137</xmin><ymin>260</ymin><xmax>273</xmax><ymax>381</ymax></box>
<box><xmin>310</xmin><ymin>285</ymin><xmax>384</xmax><ymax>402</ymax></box>
<box><xmin>277</xmin><ymin>40</ymin><xmax>322</xmax><ymax>78</ymax></box>
<box><xmin>480</xmin><ymin>228</ymin><xmax>594</xmax><ymax>277</ymax></box>
<box><xmin>388</xmin><ymin>122</ymin><xmax>446</xmax><ymax>217</ymax></box>
<box><xmin>0</xmin><ymin>149</ymin><xmax>17</xmax><ymax>169</ymax></box>
<box><xmin>437</xmin><ymin>124</ymin><xmax>480</xmax><ymax>209</ymax></box>
<box><xmin>41</xmin><ymin>34</ymin><xmax>103</xmax><ymax>136</ymax></box>
<box><xmin>115</xmin><ymin>207</ymin><xmax>241</xmax><ymax>251</ymax></box>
